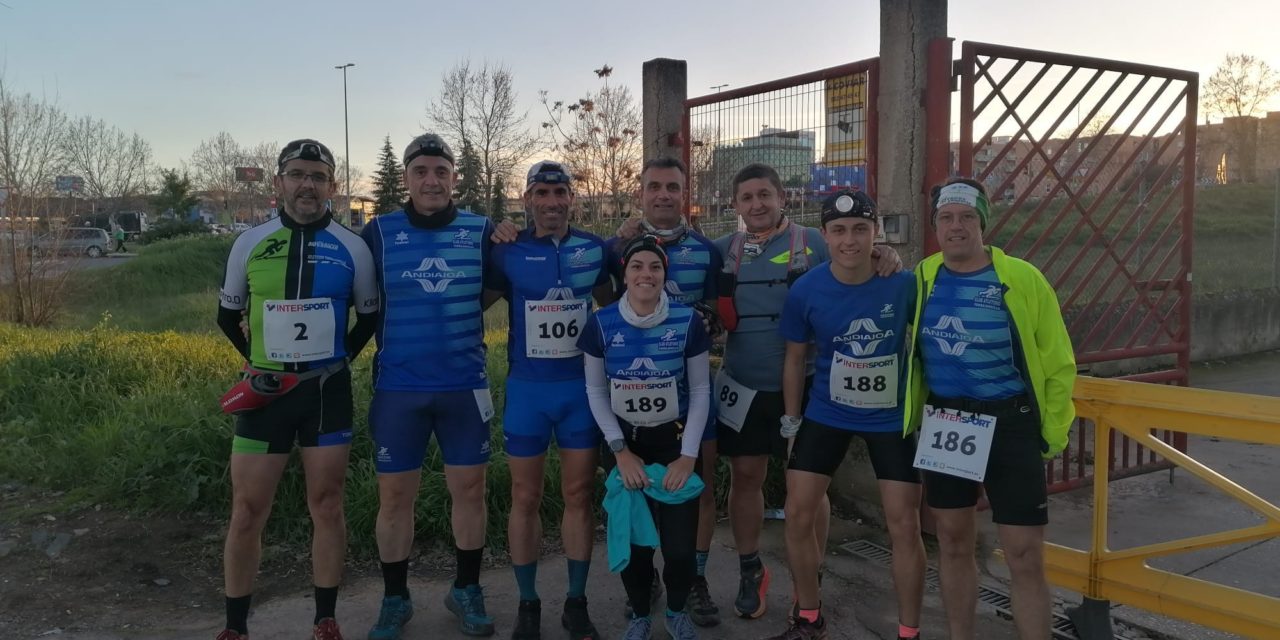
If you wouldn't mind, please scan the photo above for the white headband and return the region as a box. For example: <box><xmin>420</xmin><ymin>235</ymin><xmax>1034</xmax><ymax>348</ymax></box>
<box><xmin>935</xmin><ymin>183</ymin><xmax>983</xmax><ymax>209</ymax></box>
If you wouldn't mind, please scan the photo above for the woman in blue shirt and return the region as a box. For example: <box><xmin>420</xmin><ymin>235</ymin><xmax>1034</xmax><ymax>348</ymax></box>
<box><xmin>579</xmin><ymin>235</ymin><xmax>711</xmax><ymax>640</ymax></box>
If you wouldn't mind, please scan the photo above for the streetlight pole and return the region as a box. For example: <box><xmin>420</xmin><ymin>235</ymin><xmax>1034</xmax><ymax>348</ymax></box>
<box><xmin>710</xmin><ymin>85</ymin><xmax>728</xmax><ymax>216</ymax></box>
<box><xmin>335</xmin><ymin>63</ymin><xmax>355</xmax><ymax>225</ymax></box>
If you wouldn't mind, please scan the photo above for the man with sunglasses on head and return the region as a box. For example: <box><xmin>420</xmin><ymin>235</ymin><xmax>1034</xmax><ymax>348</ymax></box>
<box><xmin>362</xmin><ymin>134</ymin><xmax>503</xmax><ymax>639</ymax></box>
<box><xmin>485</xmin><ymin>160</ymin><xmax>613</xmax><ymax>640</ymax></box>
<box><xmin>215</xmin><ymin>139</ymin><xmax>379</xmax><ymax>640</ymax></box>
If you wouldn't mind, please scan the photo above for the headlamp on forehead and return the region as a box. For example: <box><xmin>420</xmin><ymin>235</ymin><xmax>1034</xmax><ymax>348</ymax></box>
<box><xmin>621</xmin><ymin>234</ymin><xmax>668</xmax><ymax>269</ymax></box>
<box><xmin>525</xmin><ymin>160</ymin><xmax>573</xmax><ymax>190</ymax></box>
<box><xmin>820</xmin><ymin>189</ymin><xmax>877</xmax><ymax>226</ymax></box>
<box><xmin>277</xmin><ymin>139</ymin><xmax>336</xmax><ymax>172</ymax></box>
<box><xmin>402</xmin><ymin>134</ymin><xmax>456</xmax><ymax>167</ymax></box>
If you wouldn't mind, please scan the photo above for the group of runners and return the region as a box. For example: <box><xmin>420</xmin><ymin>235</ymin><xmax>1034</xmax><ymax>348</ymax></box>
<box><xmin>215</xmin><ymin>134</ymin><xmax>1075</xmax><ymax>640</ymax></box>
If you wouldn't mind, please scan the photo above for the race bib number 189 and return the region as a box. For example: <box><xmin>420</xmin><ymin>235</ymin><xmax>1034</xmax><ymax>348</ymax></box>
<box><xmin>912</xmin><ymin>405</ymin><xmax>997</xmax><ymax>481</ymax></box>
<box><xmin>611</xmin><ymin>377</ymin><xmax>680</xmax><ymax>427</ymax></box>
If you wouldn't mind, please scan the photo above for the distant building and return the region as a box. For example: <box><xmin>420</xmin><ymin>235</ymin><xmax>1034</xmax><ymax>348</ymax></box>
<box><xmin>706</xmin><ymin>127</ymin><xmax>817</xmax><ymax>212</ymax></box>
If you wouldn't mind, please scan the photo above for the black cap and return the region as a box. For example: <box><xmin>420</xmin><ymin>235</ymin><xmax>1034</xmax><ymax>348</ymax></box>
<box><xmin>277</xmin><ymin>139</ymin><xmax>336</xmax><ymax>172</ymax></box>
<box><xmin>820</xmin><ymin>190</ymin><xmax>877</xmax><ymax>226</ymax></box>
<box><xmin>402</xmin><ymin>133</ymin><xmax>455</xmax><ymax>167</ymax></box>
<box><xmin>620</xmin><ymin>234</ymin><xmax>668</xmax><ymax>270</ymax></box>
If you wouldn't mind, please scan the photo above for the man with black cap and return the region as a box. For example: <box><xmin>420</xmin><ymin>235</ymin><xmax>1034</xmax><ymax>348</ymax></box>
<box><xmin>215</xmin><ymin>138</ymin><xmax>380</xmax><ymax>640</ymax></box>
<box><xmin>362</xmin><ymin>133</ymin><xmax>503</xmax><ymax>639</ymax></box>
<box><xmin>484</xmin><ymin>160</ymin><xmax>612</xmax><ymax>640</ymax></box>
<box><xmin>770</xmin><ymin>190</ymin><xmax>924</xmax><ymax>640</ymax></box>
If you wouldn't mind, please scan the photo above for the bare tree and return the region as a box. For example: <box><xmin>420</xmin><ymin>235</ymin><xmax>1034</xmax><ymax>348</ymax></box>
<box><xmin>63</xmin><ymin>116</ymin><xmax>152</xmax><ymax>205</ymax></box>
<box><xmin>189</xmin><ymin>131</ymin><xmax>245</xmax><ymax>208</ymax></box>
<box><xmin>687</xmin><ymin>123</ymin><xmax>721</xmax><ymax>214</ymax></box>
<box><xmin>1203</xmin><ymin>54</ymin><xmax>1280</xmax><ymax>120</ymax></box>
<box><xmin>0</xmin><ymin>76</ymin><xmax>73</xmax><ymax>326</ymax></box>
<box><xmin>541</xmin><ymin>65</ymin><xmax>642</xmax><ymax>220</ymax></box>
<box><xmin>0</xmin><ymin>77</ymin><xmax>67</xmax><ymax>199</ymax></box>
<box><xmin>426</xmin><ymin>61</ymin><xmax>542</xmax><ymax>212</ymax></box>
<box><xmin>1201</xmin><ymin>54</ymin><xmax>1280</xmax><ymax>183</ymax></box>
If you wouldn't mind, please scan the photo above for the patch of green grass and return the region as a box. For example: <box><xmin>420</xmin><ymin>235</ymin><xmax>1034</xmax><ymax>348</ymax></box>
<box><xmin>62</xmin><ymin>234</ymin><xmax>234</xmax><ymax>332</ymax></box>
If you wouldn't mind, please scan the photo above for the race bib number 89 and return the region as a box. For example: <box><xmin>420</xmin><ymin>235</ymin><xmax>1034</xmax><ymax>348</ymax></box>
<box><xmin>913</xmin><ymin>405</ymin><xmax>996</xmax><ymax>481</ymax></box>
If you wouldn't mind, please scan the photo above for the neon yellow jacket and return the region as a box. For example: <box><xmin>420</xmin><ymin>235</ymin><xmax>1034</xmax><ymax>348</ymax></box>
<box><xmin>903</xmin><ymin>247</ymin><xmax>1076</xmax><ymax>458</ymax></box>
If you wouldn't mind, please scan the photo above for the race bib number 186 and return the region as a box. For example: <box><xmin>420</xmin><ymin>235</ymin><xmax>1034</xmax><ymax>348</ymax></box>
<box><xmin>912</xmin><ymin>405</ymin><xmax>997</xmax><ymax>481</ymax></box>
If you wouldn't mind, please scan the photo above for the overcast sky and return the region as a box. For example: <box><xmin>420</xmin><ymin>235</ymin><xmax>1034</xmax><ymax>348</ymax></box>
<box><xmin>2</xmin><ymin>0</ymin><xmax>1276</xmax><ymax>181</ymax></box>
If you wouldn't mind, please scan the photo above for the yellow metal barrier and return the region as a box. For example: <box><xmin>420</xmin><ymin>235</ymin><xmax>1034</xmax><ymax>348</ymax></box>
<box><xmin>1045</xmin><ymin>377</ymin><xmax>1280</xmax><ymax>639</ymax></box>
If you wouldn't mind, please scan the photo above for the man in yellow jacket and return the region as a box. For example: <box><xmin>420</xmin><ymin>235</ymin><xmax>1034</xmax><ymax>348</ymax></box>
<box><xmin>903</xmin><ymin>177</ymin><xmax>1075</xmax><ymax>640</ymax></box>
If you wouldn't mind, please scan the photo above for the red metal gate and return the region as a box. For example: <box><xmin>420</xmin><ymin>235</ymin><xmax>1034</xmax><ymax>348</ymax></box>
<box><xmin>948</xmin><ymin>41</ymin><xmax>1196</xmax><ymax>490</ymax></box>
<box><xmin>680</xmin><ymin>58</ymin><xmax>879</xmax><ymax>237</ymax></box>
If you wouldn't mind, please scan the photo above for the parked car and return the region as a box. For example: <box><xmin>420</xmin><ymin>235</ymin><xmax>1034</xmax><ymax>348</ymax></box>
<box><xmin>231</xmin><ymin>222</ymin><xmax>250</xmax><ymax>233</ymax></box>
<box><xmin>34</xmin><ymin>227</ymin><xmax>111</xmax><ymax>258</ymax></box>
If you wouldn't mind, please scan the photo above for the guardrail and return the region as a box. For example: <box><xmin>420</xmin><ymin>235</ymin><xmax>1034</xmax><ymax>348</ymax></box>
<box><xmin>1046</xmin><ymin>377</ymin><xmax>1280</xmax><ymax>639</ymax></box>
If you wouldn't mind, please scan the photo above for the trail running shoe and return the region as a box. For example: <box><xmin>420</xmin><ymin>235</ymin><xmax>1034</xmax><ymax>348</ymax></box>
<box><xmin>762</xmin><ymin>616</ymin><xmax>828</xmax><ymax>640</ymax></box>
<box><xmin>367</xmin><ymin>595</ymin><xmax>413</xmax><ymax>640</ymax></box>
<box><xmin>734</xmin><ymin>562</ymin><xmax>771</xmax><ymax>619</ymax></box>
<box><xmin>560</xmin><ymin>595</ymin><xmax>600</xmax><ymax>640</ymax></box>
<box><xmin>685</xmin><ymin>576</ymin><xmax>720</xmax><ymax>627</ymax></box>
<box><xmin>663</xmin><ymin>611</ymin><xmax>698</xmax><ymax>640</ymax></box>
<box><xmin>445</xmin><ymin>584</ymin><xmax>496</xmax><ymax>636</ymax></box>
<box><xmin>511</xmin><ymin>599</ymin><xmax>540</xmax><ymax>640</ymax></box>
<box><xmin>313</xmin><ymin>617</ymin><xmax>344</xmax><ymax>640</ymax></box>
<box><xmin>215</xmin><ymin>631</ymin><xmax>247</xmax><ymax>640</ymax></box>
<box><xmin>622</xmin><ymin>615</ymin><xmax>653</xmax><ymax>640</ymax></box>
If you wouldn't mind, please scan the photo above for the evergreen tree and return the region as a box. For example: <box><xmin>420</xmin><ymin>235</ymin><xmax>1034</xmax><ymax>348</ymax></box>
<box><xmin>150</xmin><ymin>168</ymin><xmax>200</xmax><ymax>219</ymax></box>
<box><xmin>371</xmin><ymin>135</ymin><xmax>407</xmax><ymax>214</ymax></box>
<box><xmin>490</xmin><ymin>174</ymin><xmax>508</xmax><ymax>222</ymax></box>
<box><xmin>454</xmin><ymin>138</ymin><xmax>486</xmax><ymax>214</ymax></box>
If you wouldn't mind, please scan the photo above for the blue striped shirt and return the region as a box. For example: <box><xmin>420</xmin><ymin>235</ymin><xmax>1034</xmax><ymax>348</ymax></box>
<box><xmin>363</xmin><ymin>208</ymin><xmax>493</xmax><ymax>391</ymax></box>
<box><xmin>919</xmin><ymin>265</ymin><xmax>1027</xmax><ymax>400</ymax></box>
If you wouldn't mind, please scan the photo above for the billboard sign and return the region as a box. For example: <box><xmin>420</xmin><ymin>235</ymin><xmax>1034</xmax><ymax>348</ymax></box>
<box><xmin>823</xmin><ymin>74</ymin><xmax>867</xmax><ymax>166</ymax></box>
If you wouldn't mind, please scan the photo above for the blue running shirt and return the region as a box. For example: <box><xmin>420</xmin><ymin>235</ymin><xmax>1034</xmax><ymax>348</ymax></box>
<box><xmin>488</xmin><ymin>227</ymin><xmax>610</xmax><ymax>381</ymax></box>
<box><xmin>606</xmin><ymin>231</ymin><xmax>721</xmax><ymax>304</ymax></box>
<box><xmin>578</xmin><ymin>302</ymin><xmax>710</xmax><ymax>424</ymax></box>
<box><xmin>363</xmin><ymin>208</ymin><xmax>494</xmax><ymax>391</ymax></box>
<box><xmin>779</xmin><ymin>266</ymin><xmax>916</xmax><ymax>432</ymax></box>
<box><xmin>919</xmin><ymin>265</ymin><xmax>1027</xmax><ymax>400</ymax></box>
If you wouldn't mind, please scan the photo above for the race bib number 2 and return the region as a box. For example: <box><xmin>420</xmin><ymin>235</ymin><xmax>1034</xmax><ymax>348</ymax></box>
<box><xmin>913</xmin><ymin>405</ymin><xmax>996</xmax><ymax>481</ymax></box>
<box><xmin>262</xmin><ymin>297</ymin><xmax>336</xmax><ymax>362</ymax></box>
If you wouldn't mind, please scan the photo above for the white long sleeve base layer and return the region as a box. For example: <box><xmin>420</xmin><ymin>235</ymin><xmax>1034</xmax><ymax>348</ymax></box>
<box><xmin>584</xmin><ymin>352</ymin><xmax>711</xmax><ymax>459</ymax></box>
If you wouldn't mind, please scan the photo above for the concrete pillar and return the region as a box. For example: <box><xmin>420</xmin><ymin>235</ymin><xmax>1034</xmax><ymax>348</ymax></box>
<box><xmin>828</xmin><ymin>0</ymin><xmax>950</xmax><ymax>530</ymax></box>
<box><xmin>642</xmin><ymin>58</ymin><xmax>688</xmax><ymax>164</ymax></box>
<box><xmin>878</xmin><ymin>0</ymin><xmax>948</xmax><ymax>266</ymax></box>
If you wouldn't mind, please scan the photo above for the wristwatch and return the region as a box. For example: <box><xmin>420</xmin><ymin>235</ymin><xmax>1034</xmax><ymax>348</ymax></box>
<box><xmin>608</xmin><ymin>438</ymin><xmax>627</xmax><ymax>453</ymax></box>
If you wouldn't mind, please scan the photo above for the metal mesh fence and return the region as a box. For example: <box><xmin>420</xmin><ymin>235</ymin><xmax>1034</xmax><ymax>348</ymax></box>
<box><xmin>683</xmin><ymin>60</ymin><xmax>877</xmax><ymax>235</ymax></box>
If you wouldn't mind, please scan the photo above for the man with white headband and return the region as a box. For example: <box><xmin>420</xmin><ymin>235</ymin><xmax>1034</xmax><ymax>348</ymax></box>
<box><xmin>903</xmin><ymin>177</ymin><xmax>1076</xmax><ymax>640</ymax></box>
